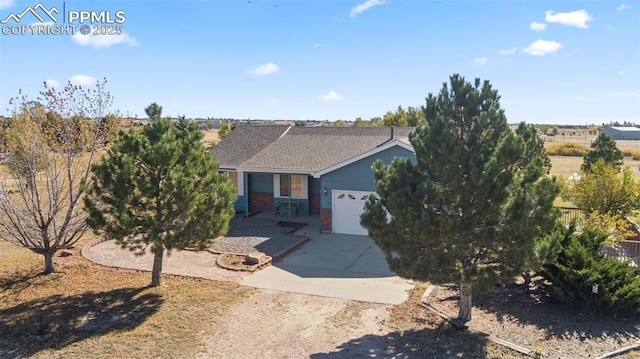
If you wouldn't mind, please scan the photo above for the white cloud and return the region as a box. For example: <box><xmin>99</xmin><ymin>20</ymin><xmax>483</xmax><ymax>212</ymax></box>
<box><xmin>69</xmin><ymin>74</ymin><xmax>96</xmax><ymax>86</ymax></box>
<box><xmin>530</xmin><ymin>22</ymin><xmax>547</xmax><ymax>31</ymax></box>
<box><xmin>349</xmin><ymin>0</ymin><xmax>385</xmax><ymax>18</ymax></box>
<box><xmin>320</xmin><ymin>91</ymin><xmax>342</xmax><ymax>102</ymax></box>
<box><xmin>248</xmin><ymin>62</ymin><xmax>279</xmax><ymax>76</ymax></box>
<box><xmin>473</xmin><ymin>57</ymin><xmax>488</xmax><ymax>65</ymax></box>
<box><xmin>0</xmin><ymin>0</ymin><xmax>15</xmax><ymax>9</ymax></box>
<box><xmin>617</xmin><ymin>4</ymin><xmax>630</xmax><ymax>10</ymax></box>
<box><xmin>522</xmin><ymin>39</ymin><xmax>563</xmax><ymax>56</ymax></box>
<box><xmin>618</xmin><ymin>71</ymin><xmax>625</xmax><ymax>76</ymax></box>
<box><xmin>607</xmin><ymin>91</ymin><xmax>636</xmax><ymax>98</ymax></box>
<box><xmin>498</xmin><ymin>48</ymin><xmax>517</xmax><ymax>56</ymax></box>
<box><xmin>44</xmin><ymin>79</ymin><xmax>59</xmax><ymax>88</ymax></box>
<box><xmin>71</xmin><ymin>31</ymin><xmax>139</xmax><ymax>48</ymax></box>
<box><xmin>544</xmin><ymin>10</ymin><xmax>593</xmax><ymax>28</ymax></box>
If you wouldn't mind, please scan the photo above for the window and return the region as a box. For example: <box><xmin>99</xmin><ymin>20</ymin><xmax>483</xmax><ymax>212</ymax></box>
<box><xmin>274</xmin><ymin>174</ymin><xmax>307</xmax><ymax>199</ymax></box>
<box><xmin>223</xmin><ymin>171</ymin><xmax>243</xmax><ymax>196</ymax></box>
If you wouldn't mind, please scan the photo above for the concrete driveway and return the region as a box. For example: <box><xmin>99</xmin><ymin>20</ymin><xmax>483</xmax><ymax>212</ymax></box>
<box><xmin>241</xmin><ymin>232</ymin><xmax>413</xmax><ymax>304</ymax></box>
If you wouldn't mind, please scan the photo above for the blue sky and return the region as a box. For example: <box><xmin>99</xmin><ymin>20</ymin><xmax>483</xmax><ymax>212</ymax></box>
<box><xmin>0</xmin><ymin>0</ymin><xmax>638</xmax><ymax>125</ymax></box>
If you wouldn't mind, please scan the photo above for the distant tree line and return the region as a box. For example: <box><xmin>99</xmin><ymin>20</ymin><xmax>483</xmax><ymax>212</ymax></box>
<box><xmin>602</xmin><ymin>121</ymin><xmax>639</xmax><ymax>128</ymax></box>
<box><xmin>329</xmin><ymin>106</ymin><xmax>426</xmax><ymax>128</ymax></box>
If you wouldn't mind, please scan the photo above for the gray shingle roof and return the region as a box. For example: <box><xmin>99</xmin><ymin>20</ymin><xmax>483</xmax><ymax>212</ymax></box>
<box><xmin>212</xmin><ymin>125</ymin><xmax>414</xmax><ymax>172</ymax></box>
<box><xmin>211</xmin><ymin>125</ymin><xmax>289</xmax><ymax>168</ymax></box>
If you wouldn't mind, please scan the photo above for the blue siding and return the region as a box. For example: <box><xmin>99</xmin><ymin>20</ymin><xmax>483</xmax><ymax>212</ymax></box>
<box><xmin>320</xmin><ymin>146</ymin><xmax>415</xmax><ymax>209</ymax></box>
<box><xmin>234</xmin><ymin>196</ymin><xmax>246</xmax><ymax>212</ymax></box>
<box><xmin>248</xmin><ymin>173</ymin><xmax>273</xmax><ymax>192</ymax></box>
<box><xmin>233</xmin><ymin>172</ymin><xmax>249</xmax><ymax>212</ymax></box>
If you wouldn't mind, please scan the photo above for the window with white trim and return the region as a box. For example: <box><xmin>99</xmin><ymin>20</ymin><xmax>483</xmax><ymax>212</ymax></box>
<box><xmin>223</xmin><ymin>171</ymin><xmax>243</xmax><ymax>196</ymax></box>
<box><xmin>273</xmin><ymin>174</ymin><xmax>307</xmax><ymax>199</ymax></box>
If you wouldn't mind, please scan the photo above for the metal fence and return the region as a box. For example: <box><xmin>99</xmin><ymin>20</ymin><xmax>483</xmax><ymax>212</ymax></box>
<box><xmin>556</xmin><ymin>206</ymin><xmax>640</xmax><ymax>266</ymax></box>
<box><xmin>557</xmin><ymin>206</ymin><xmax>586</xmax><ymax>226</ymax></box>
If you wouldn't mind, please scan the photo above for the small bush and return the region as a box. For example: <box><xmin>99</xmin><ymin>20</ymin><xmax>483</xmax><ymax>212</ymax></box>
<box><xmin>546</xmin><ymin>143</ymin><xmax>588</xmax><ymax>156</ymax></box>
<box><xmin>622</xmin><ymin>150</ymin><xmax>640</xmax><ymax>160</ymax></box>
<box><xmin>541</xmin><ymin>225</ymin><xmax>640</xmax><ymax>317</ymax></box>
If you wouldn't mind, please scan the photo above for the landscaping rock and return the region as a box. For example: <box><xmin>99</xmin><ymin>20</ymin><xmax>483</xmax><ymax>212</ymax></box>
<box><xmin>59</xmin><ymin>250</ymin><xmax>73</xmax><ymax>257</ymax></box>
<box><xmin>244</xmin><ymin>252</ymin><xmax>266</xmax><ymax>265</ymax></box>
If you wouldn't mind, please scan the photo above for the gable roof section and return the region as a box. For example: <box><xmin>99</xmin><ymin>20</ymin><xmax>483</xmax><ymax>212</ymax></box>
<box><xmin>239</xmin><ymin>126</ymin><xmax>414</xmax><ymax>173</ymax></box>
<box><xmin>212</xmin><ymin>125</ymin><xmax>415</xmax><ymax>173</ymax></box>
<box><xmin>211</xmin><ymin>125</ymin><xmax>289</xmax><ymax>168</ymax></box>
<box><xmin>312</xmin><ymin>139</ymin><xmax>414</xmax><ymax>178</ymax></box>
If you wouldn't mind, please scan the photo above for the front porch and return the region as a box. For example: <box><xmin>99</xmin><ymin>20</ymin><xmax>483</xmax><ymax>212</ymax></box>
<box><xmin>235</xmin><ymin>172</ymin><xmax>322</xmax><ymax>217</ymax></box>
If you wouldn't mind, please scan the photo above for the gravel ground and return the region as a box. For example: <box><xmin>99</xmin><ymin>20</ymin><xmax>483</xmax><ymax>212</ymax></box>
<box><xmin>430</xmin><ymin>283</ymin><xmax>640</xmax><ymax>359</ymax></box>
<box><xmin>210</xmin><ymin>216</ymin><xmax>307</xmax><ymax>256</ymax></box>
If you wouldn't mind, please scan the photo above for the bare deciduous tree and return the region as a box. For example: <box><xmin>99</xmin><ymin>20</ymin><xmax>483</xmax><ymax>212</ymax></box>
<box><xmin>0</xmin><ymin>79</ymin><xmax>115</xmax><ymax>274</ymax></box>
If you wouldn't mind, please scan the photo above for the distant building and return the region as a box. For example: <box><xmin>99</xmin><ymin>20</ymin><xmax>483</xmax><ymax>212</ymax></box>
<box><xmin>598</xmin><ymin>127</ymin><xmax>640</xmax><ymax>140</ymax></box>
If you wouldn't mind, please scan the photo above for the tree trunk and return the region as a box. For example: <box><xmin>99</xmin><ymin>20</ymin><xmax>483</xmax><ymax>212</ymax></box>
<box><xmin>150</xmin><ymin>250</ymin><xmax>164</xmax><ymax>287</ymax></box>
<box><xmin>522</xmin><ymin>272</ymin><xmax>532</xmax><ymax>288</ymax></box>
<box><xmin>458</xmin><ymin>283</ymin><xmax>472</xmax><ymax>323</ymax></box>
<box><xmin>43</xmin><ymin>252</ymin><xmax>55</xmax><ymax>274</ymax></box>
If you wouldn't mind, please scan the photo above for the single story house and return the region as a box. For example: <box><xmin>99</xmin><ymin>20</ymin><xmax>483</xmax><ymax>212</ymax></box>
<box><xmin>211</xmin><ymin>125</ymin><xmax>416</xmax><ymax>235</ymax></box>
<box><xmin>598</xmin><ymin>127</ymin><xmax>640</xmax><ymax>140</ymax></box>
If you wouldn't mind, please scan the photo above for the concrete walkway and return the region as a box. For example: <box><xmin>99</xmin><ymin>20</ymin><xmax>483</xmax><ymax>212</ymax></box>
<box><xmin>83</xmin><ymin>241</ymin><xmax>250</xmax><ymax>281</ymax></box>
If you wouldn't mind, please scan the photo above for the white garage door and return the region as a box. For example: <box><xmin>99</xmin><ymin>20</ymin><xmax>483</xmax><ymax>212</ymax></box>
<box><xmin>332</xmin><ymin>190</ymin><xmax>374</xmax><ymax>235</ymax></box>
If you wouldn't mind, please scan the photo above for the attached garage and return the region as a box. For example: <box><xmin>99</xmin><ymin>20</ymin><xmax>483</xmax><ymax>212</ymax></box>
<box><xmin>332</xmin><ymin>190</ymin><xmax>374</xmax><ymax>235</ymax></box>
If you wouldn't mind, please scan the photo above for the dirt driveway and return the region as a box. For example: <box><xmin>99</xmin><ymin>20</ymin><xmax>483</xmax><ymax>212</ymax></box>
<box><xmin>197</xmin><ymin>289</ymin><xmax>400</xmax><ymax>359</ymax></box>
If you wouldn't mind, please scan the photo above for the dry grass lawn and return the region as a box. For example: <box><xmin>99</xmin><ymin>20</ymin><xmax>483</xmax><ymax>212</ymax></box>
<box><xmin>201</xmin><ymin>128</ymin><xmax>219</xmax><ymax>149</ymax></box>
<box><xmin>541</xmin><ymin>132</ymin><xmax>639</xmax><ymax>152</ymax></box>
<box><xmin>543</xmin><ymin>134</ymin><xmax>640</xmax><ymax>178</ymax></box>
<box><xmin>549</xmin><ymin>155</ymin><xmax>640</xmax><ymax>178</ymax></box>
<box><xmin>0</xmin><ymin>240</ymin><xmax>252</xmax><ymax>359</ymax></box>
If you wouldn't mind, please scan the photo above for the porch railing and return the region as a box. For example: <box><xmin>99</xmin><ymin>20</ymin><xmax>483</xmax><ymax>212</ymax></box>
<box><xmin>557</xmin><ymin>206</ymin><xmax>586</xmax><ymax>227</ymax></box>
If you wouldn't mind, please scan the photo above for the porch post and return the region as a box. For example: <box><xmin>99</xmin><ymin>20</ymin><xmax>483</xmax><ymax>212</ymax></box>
<box><xmin>288</xmin><ymin>174</ymin><xmax>292</xmax><ymax>222</ymax></box>
<box><xmin>245</xmin><ymin>172</ymin><xmax>249</xmax><ymax>218</ymax></box>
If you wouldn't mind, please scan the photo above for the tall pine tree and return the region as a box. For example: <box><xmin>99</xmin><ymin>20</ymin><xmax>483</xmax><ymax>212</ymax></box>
<box><xmin>582</xmin><ymin>133</ymin><xmax>623</xmax><ymax>173</ymax></box>
<box><xmin>85</xmin><ymin>108</ymin><xmax>237</xmax><ymax>287</ymax></box>
<box><xmin>361</xmin><ymin>74</ymin><xmax>561</xmax><ymax>323</ymax></box>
